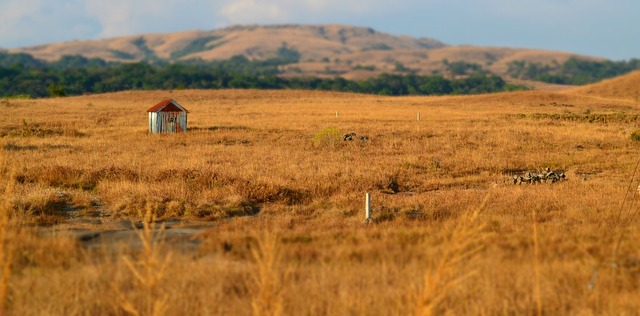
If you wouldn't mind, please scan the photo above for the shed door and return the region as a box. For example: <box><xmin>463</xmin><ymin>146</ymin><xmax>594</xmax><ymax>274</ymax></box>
<box><xmin>161</xmin><ymin>111</ymin><xmax>181</xmax><ymax>133</ymax></box>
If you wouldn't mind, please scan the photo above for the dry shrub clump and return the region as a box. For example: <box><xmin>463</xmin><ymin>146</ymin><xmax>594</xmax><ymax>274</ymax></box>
<box><xmin>0</xmin><ymin>89</ymin><xmax>639</xmax><ymax>314</ymax></box>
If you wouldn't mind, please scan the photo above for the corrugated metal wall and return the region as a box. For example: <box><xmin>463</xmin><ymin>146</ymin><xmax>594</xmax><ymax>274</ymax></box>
<box><xmin>149</xmin><ymin>111</ymin><xmax>187</xmax><ymax>133</ymax></box>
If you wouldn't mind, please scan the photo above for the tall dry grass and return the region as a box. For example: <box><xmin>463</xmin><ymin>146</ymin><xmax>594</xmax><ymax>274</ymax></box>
<box><xmin>0</xmin><ymin>146</ymin><xmax>14</xmax><ymax>314</ymax></box>
<box><xmin>532</xmin><ymin>207</ymin><xmax>542</xmax><ymax>316</ymax></box>
<box><xmin>250</xmin><ymin>231</ymin><xmax>285</xmax><ymax>316</ymax></box>
<box><xmin>414</xmin><ymin>192</ymin><xmax>489</xmax><ymax>316</ymax></box>
<box><xmin>0</xmin><ymin>89</ymin><xmax>639</xmax><ymax>314</ymax></box>
<box><xmin>116</xmin><ymin>205</ymin><xmax>172</xmax><ymax>316</ymax></box>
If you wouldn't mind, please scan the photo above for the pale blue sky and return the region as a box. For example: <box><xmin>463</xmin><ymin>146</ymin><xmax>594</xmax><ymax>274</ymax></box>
<box><xmin>1</xmin><ymin>0</ymin><xmax>637</xmax><ymax>60</ymax></box>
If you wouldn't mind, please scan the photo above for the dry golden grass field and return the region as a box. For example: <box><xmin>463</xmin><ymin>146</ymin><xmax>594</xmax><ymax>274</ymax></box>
<box><xmin>1</xmin><ymin>72</ymin><xmax>640</xmax><ymax>315</ymax></box>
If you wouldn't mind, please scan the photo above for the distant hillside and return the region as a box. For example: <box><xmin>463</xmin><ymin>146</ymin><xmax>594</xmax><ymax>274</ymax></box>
<box><xmin>10</xmin><ymin>25</ymin><xmax>444</xmax><ymax>62</ymax></box>
<box><xmin>8</xmin><ymin>24</ymin><xmax>597</xmax><ymax>81</ymax></box>
<box><xmin>567</xmin><ymin>70</ymin><xmax>640</xmax><ymax>101</ymax></box>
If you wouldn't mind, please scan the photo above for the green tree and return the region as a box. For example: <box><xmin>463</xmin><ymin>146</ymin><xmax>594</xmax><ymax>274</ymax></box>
<box><xmin>47</xmin><ymin>84</ymin><xmax>66</xmax><ymax>97</ymax></box>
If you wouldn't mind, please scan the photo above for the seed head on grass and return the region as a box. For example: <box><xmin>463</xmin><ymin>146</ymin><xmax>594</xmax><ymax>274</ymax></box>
<box><xmin>251</xmin><ymin>231</ymin><xmax>286</xmax><ymax>316</ymax></box>
<box><xmin>116</xmin><ymin>204</ymin><xmax>172</xmax><ymax>316</ymax></box>
<box><xmin>415</xmin><ymin>193</ymin><xmax>490</xmax><ymax>316</ymax></box>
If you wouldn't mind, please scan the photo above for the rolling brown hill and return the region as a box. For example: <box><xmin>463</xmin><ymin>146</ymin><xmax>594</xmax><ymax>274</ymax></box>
<box><xmin>10</xmin><ymin>25</ymin><xmax>444</xmax><ymax>62</ymax></box>
<box><xmin>567</xmin><ymin>70</ymin><xmax>640</xmax><ymax>101</ymax></box>
<box><xmin>8</xmin><ymin>24</ymin><xmax>598</xmax><ymax>83</ymax></box>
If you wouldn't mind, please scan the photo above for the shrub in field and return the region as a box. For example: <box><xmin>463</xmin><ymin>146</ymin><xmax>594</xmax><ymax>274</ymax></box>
<box><xmin>630</xmin><ymin>130</ymin><xmax>640</xmax><ymax>142</ymax></box>
<box><xmin>311</xmin><ymin>127</ymin><xmax>342</xmax><ymax>146</ymax></box>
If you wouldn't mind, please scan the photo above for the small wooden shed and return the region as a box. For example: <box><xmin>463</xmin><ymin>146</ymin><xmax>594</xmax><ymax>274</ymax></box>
<box><xmin>147</xmin><ymin>99</ymin><xmax>188</xmax><ymax>134</ymax></box>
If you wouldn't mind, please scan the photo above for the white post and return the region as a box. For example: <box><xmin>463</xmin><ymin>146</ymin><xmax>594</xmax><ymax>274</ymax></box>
<box><xmin>365</xmin><ymin>193</ymin><xmax>371</xmax><ymax>222</ymax></box>
<box><xmin>336</xmin><ymin>111</ymin><xmax>339</xmax><ymax>118</ymax></box>
<box><xmin>417</xmin><ymin>112</ymin><xmax>421</xmax><ymax>121</ymax></box>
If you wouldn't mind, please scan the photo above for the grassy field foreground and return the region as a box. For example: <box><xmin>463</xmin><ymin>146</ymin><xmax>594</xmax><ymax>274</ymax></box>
<box><xmin>1</xmin><ymin>88</ymin><xmax>640</xmax><ymax>314</ymax></box>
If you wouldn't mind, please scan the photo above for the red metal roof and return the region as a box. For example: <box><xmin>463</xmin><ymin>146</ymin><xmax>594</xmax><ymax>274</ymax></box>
<box><xmin>146</xmin><ymin>99</ymin><xmax>189</xmax><ymax>113</ymax></box>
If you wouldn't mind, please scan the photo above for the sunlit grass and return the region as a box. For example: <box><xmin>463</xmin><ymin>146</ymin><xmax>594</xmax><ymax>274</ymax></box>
<box><xmin>0</xmin><ymin>88</ymin><xmax>639</xmax><ymax>314</ymax></box>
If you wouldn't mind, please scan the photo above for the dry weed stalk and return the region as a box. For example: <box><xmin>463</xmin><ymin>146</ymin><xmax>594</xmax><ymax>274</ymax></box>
<box><xmin>117</xmin><ymin>205</ymin><xmax>172</xmax><ymax>316</ymax></box>
<box><xmin>589</xmin><ymin>158</ymin><xmax>640</xmax><ymax>291</ymax></box>
<box><xmin>251</xmin><ymin>231</ymin><xmax>285</xmax><ymax>316</ymax></box>
<box><xmin>0</xmin><ymin>150</ymin><xmax>15</xmax><ymax>315</ymax></box>
<box><xmin>532</xmin><ymin>208</ymin><xmax>542</xmax><ymax>316</ymax></box>
<box><xmin>415</xmin><ymin>194</ymin><xmax>489</xmax><ymax>316</ymax></box>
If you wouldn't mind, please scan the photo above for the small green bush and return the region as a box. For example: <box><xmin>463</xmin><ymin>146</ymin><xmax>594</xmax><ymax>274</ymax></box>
<box><xmin>630</xmin><ymin>130</ymin><xmax>640</xmax><ymax>142</ymax></box>
<box><xmin>353</xmin><ymin>64</ymin><xmax>376</xmax><ymax>71</ymax></box>
<box><xmin>312</xmin><ymin>127</ymin><xmax>342</xmax><ymax>146</ymax></box>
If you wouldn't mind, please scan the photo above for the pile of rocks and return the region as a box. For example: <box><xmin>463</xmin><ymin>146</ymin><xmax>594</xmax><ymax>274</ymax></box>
<box><xmin>513</xmin><ymin>168</ymin><xmax>566</xmax><ymax>184</ymax></box>
<box><xmin>343</xmin><ymin>132</ymin><xmax>369</xmax><ymax>142</ymax></box>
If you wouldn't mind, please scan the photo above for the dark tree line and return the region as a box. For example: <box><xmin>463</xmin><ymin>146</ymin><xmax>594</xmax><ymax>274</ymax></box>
<box><xmin>508</xmin><ymin>57</ymin><xmax>640</xmax><ymax>85</ymax></box>
<box><xmin>0</xmin><ymin>52</ymin><xmax>523</xmax><ymax>98</ymax></box>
